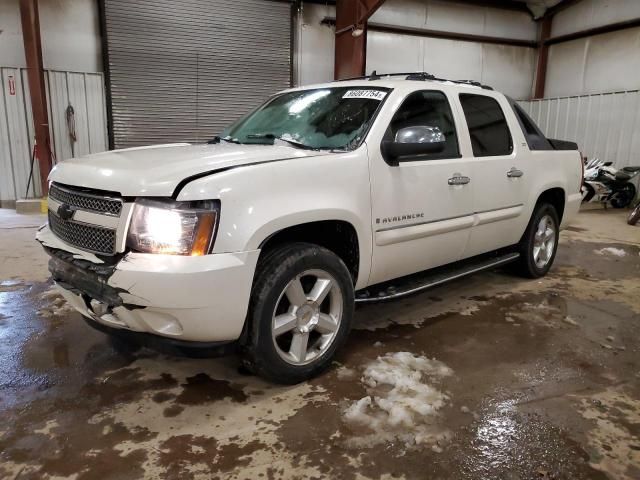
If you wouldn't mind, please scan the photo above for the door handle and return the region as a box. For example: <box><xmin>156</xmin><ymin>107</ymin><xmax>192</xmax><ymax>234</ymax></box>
<box><xmin>507</xmin><ymin>167</ymin><xmax>524</xmax><ymax>178</ymax></box>
<box><xmin>448</xmin><ymin>174</ymin><xmax>471</xmax><ymax>186</ymax></box>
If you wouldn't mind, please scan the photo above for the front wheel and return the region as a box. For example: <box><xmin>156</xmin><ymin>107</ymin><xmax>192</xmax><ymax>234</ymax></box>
<box><xmin>514</xmin><ymin>203</ymin><xmax>560</xmax><ymax>278</ymax></box>
<box><xmin>628</xmin><ymin>202</ymin><xmax>640</xmax><ymax>225</ymax></box>
<box><xmin>242</xmin><ymin>242</ymin><xmax>354</xmax><ymax>384</ymax></box>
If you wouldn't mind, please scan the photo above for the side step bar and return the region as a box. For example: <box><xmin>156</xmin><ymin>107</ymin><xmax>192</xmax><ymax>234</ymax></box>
<box><xmin>355</xmin><ymin>252</ymin><xmax>520</xmax><ymax>303</ymax></box>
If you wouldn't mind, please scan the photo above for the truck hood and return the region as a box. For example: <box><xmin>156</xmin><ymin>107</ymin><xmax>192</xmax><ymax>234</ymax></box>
<box><xmin>49</xmin><ymin>143</ymin><xmax>331</xmax><ymax>197</ymax></box>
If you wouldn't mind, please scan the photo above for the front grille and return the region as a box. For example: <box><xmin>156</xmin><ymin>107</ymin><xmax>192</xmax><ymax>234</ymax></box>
<box><xmin>49</xmin><ymin>183</ymin><xmax>122</xmax><ymax>216</ymax></box>
<box><xmin>48</xmin><ymin>211</ymin><xmax>117</xmax><ymax>255</ymax></box>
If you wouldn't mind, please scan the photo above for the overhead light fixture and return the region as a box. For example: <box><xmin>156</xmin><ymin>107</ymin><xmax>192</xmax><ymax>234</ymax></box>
<box><xmin>352</xmin><ymin>25</ymin><xmax>364</xmax><ymax>37</ymax></box>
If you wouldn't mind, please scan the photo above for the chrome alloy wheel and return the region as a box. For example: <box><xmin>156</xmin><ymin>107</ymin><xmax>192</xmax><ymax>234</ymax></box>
<box><xmin>271</xmin><ymin>269</ymin><xmax>343</xmax><ymax>366</ymax></box>
<box><xmin>532</xmin><ymin>214</ymin><xmax>556</xmax><ymax>269</ymax></box>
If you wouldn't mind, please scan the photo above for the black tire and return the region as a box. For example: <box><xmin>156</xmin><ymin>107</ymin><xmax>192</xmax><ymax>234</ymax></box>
<box><xmin>628</xmin><ymin>202</ymin><xmax>640</xmax><ymax>225</ymax></box>
<box><xmin>241</xmin><ymin>242</ymin><xmax>354</xmax><ymax>384</ymax></box>
<box><xmin>610</xmin><ymin>184</ymin><xmax>635</xmax><ymax>208</ymax></box>
<box><xmin>514</xmin><ymin>203</ymin><xmax>560</xmax><ymax>278</ymax></box>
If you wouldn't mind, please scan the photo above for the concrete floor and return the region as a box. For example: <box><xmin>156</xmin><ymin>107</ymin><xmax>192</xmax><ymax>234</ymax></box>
<box><xmin>0</xmin><ymin>207</ymin><xmax>638</xmax><ymax>480</ymax></box>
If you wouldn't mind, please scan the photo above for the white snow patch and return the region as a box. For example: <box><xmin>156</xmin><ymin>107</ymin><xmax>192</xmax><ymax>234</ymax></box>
<box><xmin>563</xmin><ymin>316</ymin><xmax>579</xmax><ymax>326</ymax></box>
<box><xmin>343</xmin><ymin>352</ymin><xmax>453</xmax><ymax>449</ymax></box>
<box><xmin>594</xmin><ymin>247</ymin><xmax>626</xmax><ymax>257</ymax></box>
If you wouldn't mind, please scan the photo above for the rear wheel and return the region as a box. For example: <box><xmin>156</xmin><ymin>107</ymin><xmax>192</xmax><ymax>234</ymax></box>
<box><xmin>242</xmin><ymin>242</ymin><xmax>354</xmax><ymax>384</ymax></box>
<box><xmin>515</xmin><ymin>203</ymin><xmax>560</xmax><ymax>278</ymax></box>
<box><xmin>611</xmin><ymin>183</ymin><xmax>635</xmax><ymax>208</ymax></box>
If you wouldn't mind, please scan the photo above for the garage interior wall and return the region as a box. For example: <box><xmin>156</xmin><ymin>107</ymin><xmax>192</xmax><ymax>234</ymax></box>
<box><xmin>367</xmin><ymin>0</ymin><xmax>537</xmax><ymax>100</ymax></box>
<box><xmin>0</xmin><ymin>0</ymin><xmax>107</xmax><ymax>206</ymax></box>
<box><xmin>526</xmin><ymin>0</ymin><xmax>640</xmax><ymax>167</ymax></box>
<box><xmin>103</xmin><ymin>0</ymin><xmax>292</xmax><ymax>149</ymax></box>
<box><xmin>293</xmin><ymin>0</ymin><xmax>537</xmax><ymax>100</ymax></box>
<box><xmin>545</xmin><ymin>0</ymin><xmax>640</xmax><ymax>98</ymax></box>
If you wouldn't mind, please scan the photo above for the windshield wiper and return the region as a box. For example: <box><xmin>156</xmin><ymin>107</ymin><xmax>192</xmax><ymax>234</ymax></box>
<box><xmin>246</xmin><ymin>133</ymin><xmax>318</xmax><ymax>150</ymax></box>
<box><xmin>208</xmin><ymin>136</ymin><xmax>241</xmax><ymax>144</ymax></box>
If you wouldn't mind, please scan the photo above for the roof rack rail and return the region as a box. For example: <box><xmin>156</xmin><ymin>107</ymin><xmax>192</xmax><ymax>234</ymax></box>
<box><xmin>334</xmin><ymin>71</ymin><xmax>494</xmax><ymax>90</ymax></box>
<box><xmin>454</xmin><ymin>79</ymin><xmax>494</xmax><ymax>90</ymax></box>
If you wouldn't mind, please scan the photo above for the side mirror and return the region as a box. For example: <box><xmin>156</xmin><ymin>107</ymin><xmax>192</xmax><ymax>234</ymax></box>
<box><xmin>381</xmin><ymin>126</ymin><xmax>446</xmax><ymax>166</ymax></box>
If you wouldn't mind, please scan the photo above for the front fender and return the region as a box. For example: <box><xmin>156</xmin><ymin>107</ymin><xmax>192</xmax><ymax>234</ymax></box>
<box><xmin>175</xmin><ymin>150</ymin><xmax>373</xmax><ymax>289</ymax></box>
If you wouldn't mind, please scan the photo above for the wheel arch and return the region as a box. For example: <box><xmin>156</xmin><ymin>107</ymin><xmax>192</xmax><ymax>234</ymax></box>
<box><xmin>257</xmin><ymin>219</ymin><xmax>361</xmax><ymax>286</ymax></box>
<box><xmin>535</xmin><ymin>187</ymin><xmax>566</xmax><ymax>223</ymax></box>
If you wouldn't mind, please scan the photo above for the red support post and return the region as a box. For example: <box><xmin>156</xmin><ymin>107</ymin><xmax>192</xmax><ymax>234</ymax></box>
<box><xmin>533</xmin><ymin>15</ymin><xmax>552</xmax><ymax>99</ymax></box>
<box><xmin>334</xmin><ymin>0</ymin><xmax>386</xmax><ymax>80</ymax></box>
<box><xmin>20</xmin><ymin>0</ymin><xmax>52</xmax><ymax>196</ymax></box>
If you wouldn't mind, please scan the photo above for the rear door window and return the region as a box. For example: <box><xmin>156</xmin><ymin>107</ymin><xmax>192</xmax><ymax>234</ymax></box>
<box><xmin>459</xmin><ymin>94</ymin><xmax>513</xmax><ymax>157</ymax></box>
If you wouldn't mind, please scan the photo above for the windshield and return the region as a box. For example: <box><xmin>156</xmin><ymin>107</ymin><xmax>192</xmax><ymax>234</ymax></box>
<box><xmin>221</xmin><ymin>87</ymin><xmax>390</xmax><ymax>150</ymax></box>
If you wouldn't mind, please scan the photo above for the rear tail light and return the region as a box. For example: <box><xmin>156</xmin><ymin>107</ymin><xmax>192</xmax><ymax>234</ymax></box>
<box><xmin>579</xmin><ymin>151</ymin><xmax>585</xmax><ymax>192</ymax></box>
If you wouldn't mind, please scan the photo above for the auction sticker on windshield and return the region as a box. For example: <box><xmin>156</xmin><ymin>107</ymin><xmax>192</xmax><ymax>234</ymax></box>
<box><xmin>342</xmin><ymin>90</ymin><xmax>387</xmax><ymax>101</ymax></box>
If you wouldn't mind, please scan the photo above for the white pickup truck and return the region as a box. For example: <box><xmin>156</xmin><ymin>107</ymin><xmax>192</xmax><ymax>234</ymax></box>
<box><xmin>37</xmin><ymin>73</ymin><xmax>582</xmax><ymax>383</ymax></box>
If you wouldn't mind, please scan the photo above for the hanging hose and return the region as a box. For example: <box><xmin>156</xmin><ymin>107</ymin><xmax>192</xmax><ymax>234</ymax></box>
<box><xmin>66</xmin><ymin>104</ymin><xmax>77</xmax><ymax>157</ymax></box>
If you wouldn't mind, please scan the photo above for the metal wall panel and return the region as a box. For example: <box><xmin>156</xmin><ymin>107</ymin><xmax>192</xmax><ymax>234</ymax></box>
<box><xmin>367</xmin><ymin>31</ymin><xmax>535</xmax><ymax>99</ymax></box>
<box><xmin>519</xmin><ymin>90</ymin><xmax>640</xmax><ymax>168</ymax></box>
<box><xmin>47</xmin><ymin>71</ymin><xmax>108</xmax><ymax>165</ymax></box>
<box><xmin>0</xmin><ymin>68</ymin><xmax>108</xmax><ymax>204</ymax></box>
<box><xmin>1</xmin><ymin>67</ymin><xmax>34</xmax><ymax>202</ymax></box>
<box><xmin>0</xmin><ymin>70</ymin><xmax>17</xmax><ymax>202</ymax></box>
<box><xmin>545</xmin><ymin>27</ymin><xmax>640</xmax><ymax>98</ymax></box>
<box><xmin>552</xmin><ymin>0</ymin><xmax>640</xmax><ymax>38</ymax></box>
<box><xmin>370</xmin><ymin>0</ymin><xmax>536</xmax><ymax>41</ymax></box>
<box><xmin>103</xmin><ymin>0</ymin><xmax>292</xmax><ymax>148</ymax></box>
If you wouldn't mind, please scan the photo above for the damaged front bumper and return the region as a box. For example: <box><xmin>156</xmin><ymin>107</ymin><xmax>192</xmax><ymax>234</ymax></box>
<box><xmin>37</xmin><ymin>225</ymin><xmax>260</xmax><ymax>343</ymax></box>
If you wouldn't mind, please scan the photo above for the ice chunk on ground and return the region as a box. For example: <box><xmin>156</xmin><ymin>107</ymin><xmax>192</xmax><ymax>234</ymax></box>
<box><xmin>38</xmin><ymin>286</ymin><xmax>76</xmax><ymax>318</ymax></box>
<box><xmin>40</xmin><ymin>286</ymin><xmax>62</xmax><ymax>301</ymax></box>
<box><xmin>342</xmin><ymin>352</ymin><xmax>453</xmax><ymax>449</ymax></box>
<box><xmin>594</xmin><ymin>247</ymin><xmax>626</xmax><ymax>257</ymax></box>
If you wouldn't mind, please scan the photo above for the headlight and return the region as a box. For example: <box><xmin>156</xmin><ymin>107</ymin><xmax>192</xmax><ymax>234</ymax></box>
<box><xmin>126</xmin><ymin>199</ymin><xmax>219</xmax><ymax>256</ymax></box>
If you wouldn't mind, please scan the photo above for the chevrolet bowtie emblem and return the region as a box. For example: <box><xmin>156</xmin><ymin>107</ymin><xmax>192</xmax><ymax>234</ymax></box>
<box><xmin>57</xmin><ymin>203</ymin><xmax>75</xmax><ymax>221</ymax></box>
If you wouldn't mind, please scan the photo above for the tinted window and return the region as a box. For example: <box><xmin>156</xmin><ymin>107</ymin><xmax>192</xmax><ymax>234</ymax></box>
<box><xmin>386</xmin><ymin>90</ymin><xmax>459</xmax><ymax>159</ymax></box>
<box><xmin>512</xmin><ymin>102</ymin><xmax>538</xmax><ymax>135</ymax></box>
<box><xmin>459</xmin><ymin>94</ymin><xmax>513</xmax><ymax>157</ymax></box>
<box><xmin>509</xmin><ymin>100</ymin><xmax>553</xmax><ymax>151</ymax></box>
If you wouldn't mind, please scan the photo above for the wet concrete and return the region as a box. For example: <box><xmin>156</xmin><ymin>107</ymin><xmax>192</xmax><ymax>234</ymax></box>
<box><xmin>0</xmin><ymin>207</ymin><xmax>638</xmax><ymax>479</ymax></box>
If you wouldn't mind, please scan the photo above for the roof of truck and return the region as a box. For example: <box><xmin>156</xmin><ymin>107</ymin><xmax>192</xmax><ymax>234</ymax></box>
<box><xmin>285</xmin><ymin>72</ymin><xmax>495</xmax><ymax>94</ymax></box>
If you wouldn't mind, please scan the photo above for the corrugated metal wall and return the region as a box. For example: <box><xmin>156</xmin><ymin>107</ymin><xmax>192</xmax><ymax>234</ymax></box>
<box><xmin>103</xmin><ymin>0</ymin><xmax>292</xmax><ymax>149</ymax></box>
<box><xmin>519</xmin><ymin>90</ymin><xmax>640</xmax><ymax>169</ymax></box>
<box><xmin>0</xmin><ymin>68</ymin><xmax>108</xmax><ymax>204</ymax></box>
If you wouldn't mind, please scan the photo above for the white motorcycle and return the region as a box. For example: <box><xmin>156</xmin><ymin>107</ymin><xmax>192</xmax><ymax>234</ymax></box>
<box><xmin>582</xmin><ymin>158</ymin><xmax>640</xmax><ymax>208</ymax></box>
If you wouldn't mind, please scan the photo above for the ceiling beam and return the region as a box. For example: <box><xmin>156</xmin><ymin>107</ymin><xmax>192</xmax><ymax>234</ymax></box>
<box><xmin>368</xmin><ymin>22</ymin><xmax>537</xmax><ymax>47</ymax></box>
<box><xmin>323</xmin><ymin>18</ymin><xmax>536</xmax><ymax>48</ymax></box>
<box><xmin>442</xmin><ymin>0</ymin><xmax>530</xmax><ymax>13</ymax></box>
<box><xmin>545</xmin><ymin>17</ymin><xmax>640</xmax><ymax>45</ymax></box>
